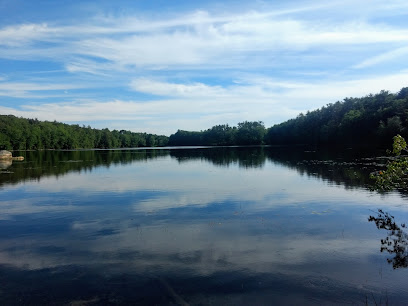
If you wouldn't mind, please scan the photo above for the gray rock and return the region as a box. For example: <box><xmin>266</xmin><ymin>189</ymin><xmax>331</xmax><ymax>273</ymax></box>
<box><xmin>0</xmin><ymin>150</ymin><xmax>12</xmax><ymax>159</ymax></box>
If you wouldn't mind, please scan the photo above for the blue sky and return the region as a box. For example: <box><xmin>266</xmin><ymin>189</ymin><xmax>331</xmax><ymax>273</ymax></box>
<box><xmin>0</xmin><ymin>0</ymin><xmax>408</xmax><ymax>135</ymax></box>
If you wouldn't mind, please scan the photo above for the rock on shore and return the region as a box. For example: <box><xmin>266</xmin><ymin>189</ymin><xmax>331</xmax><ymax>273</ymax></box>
<box><xmin>0</xmin><ymin>150</ymin><xmax>24</xmax><ymax>161</ymax></box>
<box><xmin>0</xmin><ymin>150</ymin><xmax>12</xmax><ymax>159</ymax></box>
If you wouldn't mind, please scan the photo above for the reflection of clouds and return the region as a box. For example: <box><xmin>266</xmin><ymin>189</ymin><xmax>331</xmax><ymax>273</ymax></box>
<box><xmin>0</xmin><ymin>218</ymin><xmax>368</xmax><ymax>267</ymax></box>
<box><xmin>0</xmin><ymin>213</ymin><xmax>399</xmax><ymax>294</ymax></box>
<box><xmin>0</xmin><ymin>198</ymin><xmax>83</xmax><ymax>220</ymax></box>
<box><xmin>14</xmin><ymin>158</ymin><xmax>408</xmax><ymax>214</ymax></box>
<box><xmin>1</xmin><ymin>209</ymin><xmax>407</xmax><ymax>299</ymax></box>
<box><xmin>2</xmin><ymin>153</ymin><xmax>408</xmax><ymax>300</ymax></box>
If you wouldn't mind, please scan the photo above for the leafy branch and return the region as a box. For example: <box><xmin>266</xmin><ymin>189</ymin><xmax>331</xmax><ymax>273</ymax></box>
<box><xmin>370</xmin><ymin>135</ymin><xmax>408</xmax><ymax>191</ymax></box>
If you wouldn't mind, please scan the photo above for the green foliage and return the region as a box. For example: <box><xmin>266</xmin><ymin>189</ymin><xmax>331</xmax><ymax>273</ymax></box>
<box><xmin>168</xmin><ymin>121</ymin><xmax>265</xmax><ymax>146</ymax></box>
<box><xmin>391</xmin><ymin>134</ymin><xmax>407</xmax><ymax>155</ymax></box>
<box><xmin>236</xmin><ymin>121</ymin><xmax>265</xmax><ymax>145</ymax></box>
<box><xmin>0</xmin><ymin>115</ymin><xmax>169</xmax><ymax>150</ymax></box>
<box><xmin>371</xmin><ymin>134</ymin><xmax>408</xmax><ymax>191</ymax></box>
<box><xmin>371</xmin><ymin>158</ymin><xmax>408</xmax><ymax>191</ymax></box>
<box><xmin>203</xmin><ymin>124</ymin><xmax>236</xmax><ymax>146</ymax></box>
<box><xmin>3</xmin><ymin>87</ymin><xmax>408</xmax><ymax>149</ymax></box>
<box><xmin>170</xmin><ymin>87</ymin><xmax>408</xmax><ymax>147</ymax></box>
<box><xmin>266</xmin><ymin>87</ymin><xmax>408</xmax><ymax>146</ymax></box>
<box><xmin>168</xmin><ymin>130</ymin><xmax>204</xmax><ymax>146</ymax></box>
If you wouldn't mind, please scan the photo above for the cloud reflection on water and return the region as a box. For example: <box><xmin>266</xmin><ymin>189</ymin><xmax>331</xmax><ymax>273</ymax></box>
<box><xmin>0</xmin><ymin>147</ymin><xmax>408</xmax><ymax>303</ymax></box>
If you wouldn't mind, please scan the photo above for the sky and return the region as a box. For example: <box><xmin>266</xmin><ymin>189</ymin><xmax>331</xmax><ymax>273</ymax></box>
<box><xmin>0</xmin><ymin>0</ymin><xmax>408</xmax><ymax>136</ymax></box>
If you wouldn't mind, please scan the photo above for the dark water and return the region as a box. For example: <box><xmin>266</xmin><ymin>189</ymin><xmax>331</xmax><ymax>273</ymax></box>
<box><xmin>1</xmin><ymin>146</ymin><xmax>408</xmax><ymax>305</ymax></box>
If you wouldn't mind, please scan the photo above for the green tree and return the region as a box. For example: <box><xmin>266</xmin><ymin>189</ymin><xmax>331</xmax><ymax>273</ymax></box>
<box><xmin>371</xmin><ymin>135</ymin><xmax>408</xmax><ymax>191</ymax></box>
<box><xmin>236</xmin><ymin>121</ymin><xmax>265</xmax><ymax>145</ymax></box>
<box><xmin>0</xmin><ymin>115</ymin><xmax>168</xmax><ymax>150</ymax></box>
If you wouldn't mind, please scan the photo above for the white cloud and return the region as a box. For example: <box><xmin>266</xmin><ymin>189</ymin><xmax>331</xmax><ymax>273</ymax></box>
<box><xmin>129</xmin><ymin>78</ymin><xmax>225</xmax><ymax>97</ymax></box>
<box><xmin>0</xmin><ymin>23</ymin><xmax>52</xmax><ymax>46</ymax></box>
<box><xmin>276</xmin><ymin>70</ymin><xmax>408</xmax><ymax>109</ymax></box>
<box><xmin>0</xmin><ymin>2</ymin><xmax>407</xmax><ymax>134</ymax></box>
<box><xmin>353</xmin><ymin>46</ymin><xmax>408</xmax><ymax>69</ymax></box>
<box><xmin>62</xmin><ymin>17</ymin><xmax>408</xmax><ymax>71</ymax></box>
<box><xmin>0</xmin><ymin>82</ymin><xmax>83</xmax><ymax>91</ymax></box>
<box><xmin>1</xmin><ymin>71</ymin><xmax>407</xmax><ymax>135</ymax></box>
<box><xmin>0</xmin><ymin>81</ymin><xmax>88</xmax><ymax>98</ymax></box>
<box><xmin>1</xmin><ymin>8</ymin><xmax>407</xmax><ymax>69</ymax></box>
<box><xmin>65</xmin><ymin>59</ymin><xmax>113</xmax><ymax>76</ymax></box>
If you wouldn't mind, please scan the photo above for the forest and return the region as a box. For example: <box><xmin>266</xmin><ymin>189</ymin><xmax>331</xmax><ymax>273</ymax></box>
<box><xmin>266</xmin><ymin>87</ymin><xmax>408</xmax><ymax>146</ymax></box>
<box><xmin>170</xmin><ymin>87</ymin><xmax>408</xmax><ymax>147</ymax></box>
<box><xmin>1</xmin><ymin>87</ymin><xmax>407</xmax><ymax>150</ymax></box>
<box><xmin>0</xmin><ymin>116</ymin><xmax>168</xmax><ymax>150</ymax></box>
<box><xmin>168</xmin><ymin>121</ymin><xmax>266</xmax><ymax>146</ymax></box>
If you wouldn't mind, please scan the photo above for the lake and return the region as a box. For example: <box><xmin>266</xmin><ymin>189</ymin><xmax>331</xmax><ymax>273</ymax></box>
<box><xmin>0</xmin><ymin>146</ymin><xmax>408</xmax><ymax>305</ymax></box>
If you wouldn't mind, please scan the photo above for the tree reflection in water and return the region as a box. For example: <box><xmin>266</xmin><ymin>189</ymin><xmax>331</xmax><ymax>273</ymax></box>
<box><xmin>369</xmin><ymin>209</ymin><xmax>408</xmax><ymax>269</ymax></box>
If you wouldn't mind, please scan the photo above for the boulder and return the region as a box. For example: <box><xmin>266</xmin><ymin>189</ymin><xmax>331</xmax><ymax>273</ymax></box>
<box><xmin>0</xmin><ymin>160</ymin><xmax>12</xmax><ymax>169</ymax></box>
<box><xmin>0</xmin><ymin>150</ymin><xmax>12</xmax><ymax>160</ymax></box>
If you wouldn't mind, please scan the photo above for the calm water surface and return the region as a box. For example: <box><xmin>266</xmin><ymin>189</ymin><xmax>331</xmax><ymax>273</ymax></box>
<box><xmin>0</xmin><ymin>147</ymin><xmax>408</xmax><ymax>305</ymax></box>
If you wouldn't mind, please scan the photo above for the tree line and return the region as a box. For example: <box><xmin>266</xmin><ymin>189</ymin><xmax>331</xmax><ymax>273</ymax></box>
<box><xmin>0</xmin><ymin>115</ymin><xmax>168</xmax><ymax>150</ymax></box>
<box><xmin>168</xmin><ymin>121</ymin><xmax>266</xmax><ymax>146</ymax></box>
<box><xmin>170</xmin><ymin>87</ymin><xmax>408</xmax><ymax>147</ymax></box>
<box><xmin>266</xmin><ymin>87</ymin><xmax>408</xmax><ymax>146</ymax></box>
<box><xmin>1</xmin><ymin>87</ymin><xmax>408</xmax><ymax>150</ymax></box>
